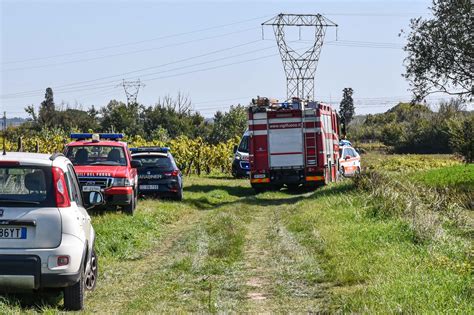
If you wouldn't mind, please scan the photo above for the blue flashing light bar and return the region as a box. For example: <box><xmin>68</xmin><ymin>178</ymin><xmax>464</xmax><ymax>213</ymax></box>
<box><xmin>130</xmin><ymin>147</ymin><xmax>170</xmax><ymax>153</ymax></box>
<box><xmin>339</xmin><ymin>140</ymin><xmax>352</xmax><ymax>147</ymax></box>
<box><xmin>70</xmin><ymin>133</ymin><xmax>124</xmax><ymax>140</ymax></box>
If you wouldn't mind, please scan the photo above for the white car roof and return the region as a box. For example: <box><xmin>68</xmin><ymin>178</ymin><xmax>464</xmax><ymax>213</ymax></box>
<box><xmin>0</xmin><ymin>152</ymin><xmax>53</xmax><ymax>166</ymax></box>
<box><xmin>0</xmin><ymin>152</ymin><xmax>71</xmax><ymax>168</ymax></box>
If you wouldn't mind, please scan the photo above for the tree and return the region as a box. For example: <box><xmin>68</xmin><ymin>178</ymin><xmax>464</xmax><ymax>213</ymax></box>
<box><xmin>38</xmin><ymin>87</ymin><xmax>56</xmax><ymax>126</ymax></box>
<box><xmin>403</xmin><ymin>0</ymin><xmax>473</xmax><ymax>101</ymax></box>
<box><xmin>339</xmin><ymin>87</ymin><xmax>355</xmax><ymax>135</ymax></box>
<box><xmin>24</xmin><ymin>105</ymin><xmax>37</xmax><ymax>122</ymax></box>
<box><xmin>208</xmin><ymin>104</ymin><xmax>247</xmax><ymax>144</ymax></box>
<box><xmin>447</xmin><ymin>114</ymin><xmax>473</xmax><ymax>163</ymax></box>
<box><xmin>100</xmin><ymin>100</ymin><xmax>144</xmax><ymax>136</ymax></box>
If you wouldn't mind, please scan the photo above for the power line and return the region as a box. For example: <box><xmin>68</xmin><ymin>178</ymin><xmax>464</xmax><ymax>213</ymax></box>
<box><xmin>1</xmin><ymin>38</ymin><xmax>406</xmax><ymax>99</ymax></box>
<box><xmin>1</xmin><ymin>40</ymin><xmax>265</xmax><ymax>99</ymax></box>
<box><xmin>2</xmin><ymin>27</ymin><xmax>259</xmax><ymax>72</ymax></box>
<box><xmin>1</xmin><ymin>42</ymin><xmax>274</xmax><ymax>100</ymax></box>
<box><xmin>1</xmin><ymin>14</ymin><xmax>273</xmax><ymax>65</ymax></box>
<box><xmin>322</xmin><ymin>12</ymin><xmax>426</xmax><ymax>17</ymax></box>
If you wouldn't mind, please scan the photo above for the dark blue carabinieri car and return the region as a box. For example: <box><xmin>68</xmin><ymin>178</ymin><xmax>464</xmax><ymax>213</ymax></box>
<box><xmin>130</xmin><ymin>147</ymin><xmax>183</xmax><ymax>200</ymax></box>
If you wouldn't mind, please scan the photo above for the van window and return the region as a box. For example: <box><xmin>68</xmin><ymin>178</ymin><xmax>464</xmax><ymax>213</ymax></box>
<box><xmin>238</xmin><ymin>135</ymin><xmax>249</xmax><ymax>153</ymax></box>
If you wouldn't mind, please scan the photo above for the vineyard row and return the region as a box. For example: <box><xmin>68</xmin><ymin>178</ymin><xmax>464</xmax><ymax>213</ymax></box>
<box><xmin>1</xmin><ymin>134</ymin><xmax>238</xmax><ymax>175</ymax></box>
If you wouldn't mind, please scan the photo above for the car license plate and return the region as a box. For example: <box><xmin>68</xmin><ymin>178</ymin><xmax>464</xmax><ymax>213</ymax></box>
<box><xmin>0</xmin><ymin>227</ymin><xmax>27</xmax><ymax>239</ymax></box>
<box><xmin>140</xmin><ymin>185</ymin><xmax>159</xmax><ymax>190</ymax></box>
<box><xmin>83</xmin><ymin>186</ymin><xmax>101</xmax><ymax>192</ymax></box>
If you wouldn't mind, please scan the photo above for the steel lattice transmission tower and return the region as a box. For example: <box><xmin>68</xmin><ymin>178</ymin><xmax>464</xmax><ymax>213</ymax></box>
<box><xmin>262</xmin><ymin>14</ymin><xmax>337</xmax><ymax>100</ymax></box>
<box><xmin>120</xmin><ymin>79</ymin><xmax>145</xmax><ymax>105</ymax></box>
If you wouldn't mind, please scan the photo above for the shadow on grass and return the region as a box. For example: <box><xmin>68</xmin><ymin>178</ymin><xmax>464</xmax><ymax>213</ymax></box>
<box><xmin>184</xmin><ymin>184</ymin><xmax>255</xmax><ymax>198</ymax></box>
<box><xmin>0</xmin><ymin>291</ymin><xmax>63</xmax><ymax>312</ymax></box>
<box><xmin>182</xmin><ymin>181</ymin><xmax>356</xmax><ymax>210</ymax></box>
<box><xmin>203</xmin><ymin>175</ymin><xmax>242</xmax><ymax>180</ymax></box>
<box><xmin>308</xmin><ymin>182</ymin><xmax>356</xmax><ymax>199</ymax></box>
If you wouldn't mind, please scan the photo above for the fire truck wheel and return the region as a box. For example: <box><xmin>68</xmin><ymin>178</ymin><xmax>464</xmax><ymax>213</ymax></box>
<box><xmin>123</xmin><ymin>191</ymin><xmax>136</xmax><ymax>215</ymax></box>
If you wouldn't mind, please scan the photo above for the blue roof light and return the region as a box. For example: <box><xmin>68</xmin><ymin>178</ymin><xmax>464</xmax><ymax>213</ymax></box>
<box><xmin>99</xmin><ymin>133</ymin><xmax>124</xmax><ymax>140</ymax></box>
<box><xmin>130</xmin><ymin>147</ymin><xmax>170</xmax><ymax>153</ymax></box>
<box><xmin>339</xmin><ymin>140</ymin><xmax>352</xmax><ymax>147</ymax></box>
<box><xmin>70</xmin><ymin>133</ymin><xmax>124</xmax><ymax>140</ymax></box>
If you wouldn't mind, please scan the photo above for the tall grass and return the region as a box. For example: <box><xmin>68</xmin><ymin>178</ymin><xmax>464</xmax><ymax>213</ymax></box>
<box><xmin>354</xmin><ymin>171</ymin><xmax>470</xmax><ymax>243</ymax></box>
<box><xmin>285</xmin><ymin>182</ymin><xmax>473</xmax><ymax>313</ymax></box>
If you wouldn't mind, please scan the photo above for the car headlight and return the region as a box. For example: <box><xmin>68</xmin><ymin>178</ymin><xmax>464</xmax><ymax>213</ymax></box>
<box><xmin>235</xmin><ymin>154</ymin><xmax>241</xmax><ymax>160</ymax></box>
<box><xmin>112</xmin><ymin>178</ymin><xmax>131</xmax><ymax>187</ymax></box>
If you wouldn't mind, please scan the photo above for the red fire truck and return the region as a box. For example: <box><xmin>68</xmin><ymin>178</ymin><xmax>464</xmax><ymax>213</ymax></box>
<box><xmin>248</xmin><ymin>97</ymin><xmax>341</xmax><ymax>192</ymax></box>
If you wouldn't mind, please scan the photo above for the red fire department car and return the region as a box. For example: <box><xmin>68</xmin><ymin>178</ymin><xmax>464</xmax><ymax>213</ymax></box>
<box><xmin>248</xmin><ymin>97</ymin><xmax>340</xmax><ymax>192</ymax></box>
<box><xmin>64</xmin><ymin>133</ymin><xmax>141</xmax><ymax>215</ymax></box>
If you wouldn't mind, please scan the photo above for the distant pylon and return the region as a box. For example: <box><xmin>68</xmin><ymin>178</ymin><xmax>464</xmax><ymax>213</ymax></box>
<box><xmin>119</xmin><ymin>79</ymin><xmax>145</xmax><ymax>105</ymax></box>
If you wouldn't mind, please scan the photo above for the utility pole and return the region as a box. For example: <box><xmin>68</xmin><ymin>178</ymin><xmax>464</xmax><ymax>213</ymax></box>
<box><xmin>119</xmin><ymin>79</ymin><xmax>145</xmax><ymax>105</ymax></box>
<box><xmin>262</xmin><ymin>13</ymin><xmax>337</xmax><ymax>101</ymax></box>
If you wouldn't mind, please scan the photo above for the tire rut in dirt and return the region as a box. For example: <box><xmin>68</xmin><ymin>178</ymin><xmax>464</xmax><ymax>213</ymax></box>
<box><xmin>85</xmin><ymin>211</ymin><xmax>202</xmax><ymax>312</ymax></box>
<box><xmin>242</xmin><ymin>204</ymin><xmax>329</xmax><ymax>312</ymax></box>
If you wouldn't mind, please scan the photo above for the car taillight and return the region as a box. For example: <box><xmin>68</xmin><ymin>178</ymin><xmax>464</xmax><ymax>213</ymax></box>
<box><xmin>52</xmin><ymin>167</ymin><xmax>71</xmax><ymax>208</ymax></box>
<box><xmin>164</xmin><ymin>170</ymin><xmax>179</xmax><ymax>177</ymax></box>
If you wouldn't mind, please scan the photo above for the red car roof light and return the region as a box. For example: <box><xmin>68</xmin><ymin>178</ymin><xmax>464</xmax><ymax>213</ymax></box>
<box><xmin>52</xmin><ymin>167</ymin><xmax>71</xmax><ymax>208</ymax></box>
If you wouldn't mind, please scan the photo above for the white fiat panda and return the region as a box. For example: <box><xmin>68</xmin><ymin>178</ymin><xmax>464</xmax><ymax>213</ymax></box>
<box><xmin>0</xmin><ymin>152</ymin><xmax>103</xmax><ymax>310</ymax></box>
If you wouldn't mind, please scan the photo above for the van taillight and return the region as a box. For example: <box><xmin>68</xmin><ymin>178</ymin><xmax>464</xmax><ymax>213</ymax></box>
<box><xmin>52</xmin><ymin>167</ymin><xmax>71</xmax><ymax>208</ymax></box>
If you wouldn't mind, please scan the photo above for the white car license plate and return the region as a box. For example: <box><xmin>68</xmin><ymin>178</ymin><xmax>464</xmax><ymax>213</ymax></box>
<box><xmin>140</xmin><ymin>185</ymin><xmax>159</xmax><ymax>190</ymax></box>
<box><xmin>0</xmin><ymin>227</ymin><xmax>27</xmax><ymax>239</ymax></box>
<box><xmin>82</xmin><ymin>186</ymin><xmax>101</xmax><ymax>192</ymax></box>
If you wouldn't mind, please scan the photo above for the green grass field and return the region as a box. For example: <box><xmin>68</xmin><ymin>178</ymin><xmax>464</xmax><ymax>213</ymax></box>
<box><xmin>0</xmin><ymin>155</ymin><xmax>472</xmax><ymax>313</ymax></box>
<box><xmin>411</xmin><ymin>164</ymin><xmax>474</xmax><ymax>190</ymax></box>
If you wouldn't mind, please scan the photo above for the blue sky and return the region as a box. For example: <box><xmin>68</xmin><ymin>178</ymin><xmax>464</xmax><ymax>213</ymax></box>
<box><xmin>1</xmin><ymin>0</ymin><xmax>448</xmax><ymax>118</ymax></box>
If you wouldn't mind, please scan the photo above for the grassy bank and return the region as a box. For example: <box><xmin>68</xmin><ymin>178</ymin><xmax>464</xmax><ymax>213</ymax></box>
<box><xmin>284</xmin><ymin>181</ymin><xmax>472</xmax><ymax>313</ymax></box>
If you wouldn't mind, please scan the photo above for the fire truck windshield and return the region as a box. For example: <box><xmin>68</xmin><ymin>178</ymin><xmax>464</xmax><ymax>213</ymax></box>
<box><xmin>66</xmin><ymin>146</ymin><xmax>127</xmax><ymax>166</ymax></box>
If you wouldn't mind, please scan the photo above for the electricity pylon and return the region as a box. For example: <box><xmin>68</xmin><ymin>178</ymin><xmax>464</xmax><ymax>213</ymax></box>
<box><xmin>119</xmin><ymin>79</ymin><xmax>145</xmax><ymax>105</ymax></box>
<box><xmin>262</xmin><ymin>13</ymin><xmax>337</xmax><ymax>100</ymax></box>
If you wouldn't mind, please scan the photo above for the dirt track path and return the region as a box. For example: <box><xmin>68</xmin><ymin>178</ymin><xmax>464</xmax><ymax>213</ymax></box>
<box><xmin>85</xmin><ymin>210</ymin><xmax>203</xmax><ymax>313</ymax></box>
<box><xmin>241</xmin><ymin>202</ymin><xmax>329</xmax><ymax>312</ymax></box>
<box><xmin>85</xmin><ymin>181</ymin><xmax>329</xmax><ymax>313</ymax></box>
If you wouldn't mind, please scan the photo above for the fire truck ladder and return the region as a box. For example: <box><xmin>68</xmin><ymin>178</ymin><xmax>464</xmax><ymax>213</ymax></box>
<box><xmin>303</xmin><ymin>110</ymin><xmax>317</xmax><ymax>165</ymax></box>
